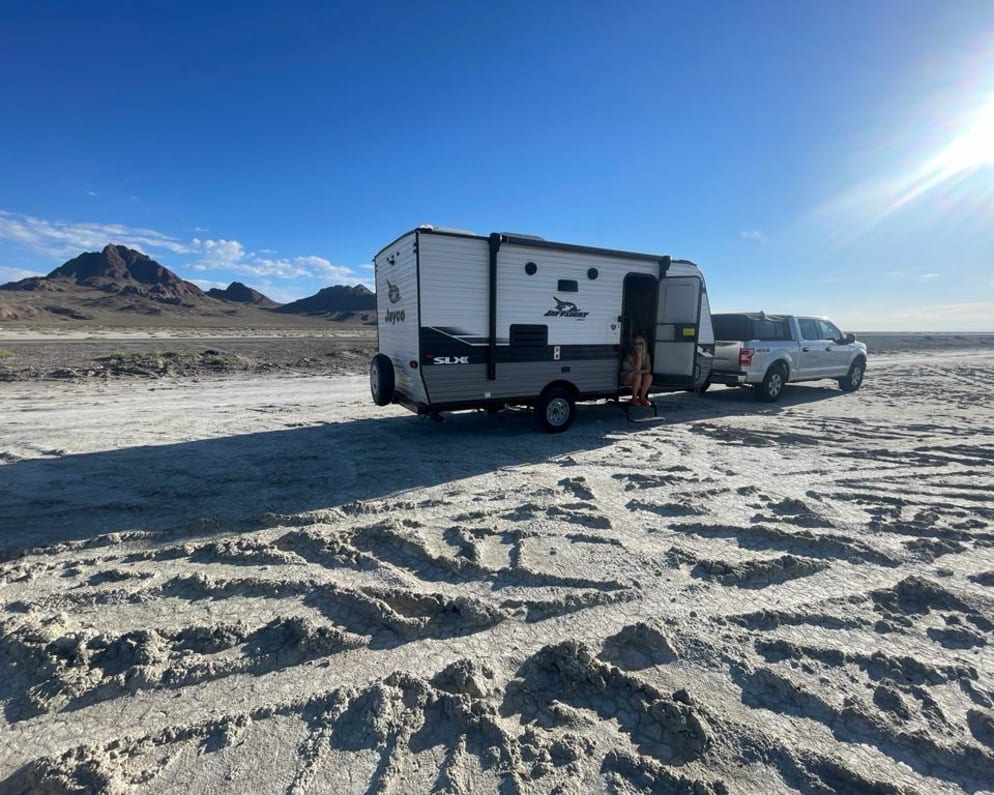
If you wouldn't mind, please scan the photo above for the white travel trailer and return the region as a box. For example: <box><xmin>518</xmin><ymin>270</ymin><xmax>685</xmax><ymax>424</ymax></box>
<box><xmin>369</xmin><ymin>226</ymin><xmax>715</xmax><ymax>432</ymax></box>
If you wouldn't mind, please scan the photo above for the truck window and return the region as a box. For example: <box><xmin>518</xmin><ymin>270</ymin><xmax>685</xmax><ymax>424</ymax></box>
<box><xmin>817</xmin><ymin>320</ymin><xmax>841</xmax><ymax>341</ymax></box>
<box><xmin>713</xmin><ymin>315</ymin><xmax>750</xmax><ymax>340</ymax></box>
<box><xmin>753</xmin><ymin>318</ymin><xmax>791</xmax><ymax>340</ymax></box>
<box><xmin>798</xmin><ymin>318</ymin><xmax>820</xmax><ymax>340</ymax></box>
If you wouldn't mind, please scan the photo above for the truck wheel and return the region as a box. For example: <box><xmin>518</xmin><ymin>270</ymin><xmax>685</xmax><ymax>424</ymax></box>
<box><xmin>369</xmin><ymin>354</ymin><xmax>395</xmax><ymax>406</ymax></box>
<box><xmin>536</xmin><ymin>387</ymin><xmax>576</xmax><ymax>433</ymax></box>
<box><xmin>839</xmin><ymin>358</ymin><xmax>865</xmax><ymax>392</ymax></box>
<box><xmin>754</xmin><ymin>363</ymin><xmax>786</xmax><ymax>402</ymax></box>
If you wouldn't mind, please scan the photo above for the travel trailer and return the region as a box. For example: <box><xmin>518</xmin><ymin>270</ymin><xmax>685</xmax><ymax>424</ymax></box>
<box><xmin>369</xmin><ymin>226</ymin><xmax>715</xmax><ymax>432</ymax></box>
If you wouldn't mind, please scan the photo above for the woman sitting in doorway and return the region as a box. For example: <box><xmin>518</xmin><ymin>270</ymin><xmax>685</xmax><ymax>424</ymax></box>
<box><xmin>621</xmin><ymin>334</ymin><xmax>653</xmax><ymax>406</ymax></box>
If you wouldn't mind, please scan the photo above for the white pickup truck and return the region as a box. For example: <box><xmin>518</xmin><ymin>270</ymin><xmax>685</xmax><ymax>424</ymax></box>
<box><xmin>709</xmin><ymin>313</ymin><xmax>867</xmax><ymax>401</ymax></box>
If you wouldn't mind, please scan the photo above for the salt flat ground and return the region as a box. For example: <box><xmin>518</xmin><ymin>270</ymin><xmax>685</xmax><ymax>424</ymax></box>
<box><xmin>1</xmin><ymin>347</ymin><xmax>993</xmax><ymax>793</ymax></box>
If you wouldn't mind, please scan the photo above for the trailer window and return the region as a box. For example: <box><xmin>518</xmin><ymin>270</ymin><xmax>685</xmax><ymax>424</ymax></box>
<box><xmin>510</xmin><ymin>324</ymin><xmax>548</xmax><ymax>357</ymax></box>
<box><xmin>557</xmin><ymin>279</ymin><xmax>578</xmax><ymax>293</ymax></box>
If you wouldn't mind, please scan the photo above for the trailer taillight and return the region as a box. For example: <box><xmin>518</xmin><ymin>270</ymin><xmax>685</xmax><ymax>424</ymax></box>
<box><xmin>739</xmin><ymin>348</ymin><xmax>755</xmax><ymax>367</ymax></box>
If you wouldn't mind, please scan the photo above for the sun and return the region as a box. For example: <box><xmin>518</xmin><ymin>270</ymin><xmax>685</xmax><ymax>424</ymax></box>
<box><xmin>885</xmin><ymin>91</ymin><xmax>994</xmax><ymax>213</ymax></box>
<box><xmin>929</xmin><ymin>92</ymin><xmax>994</xmax><ymax>176</ymax></box>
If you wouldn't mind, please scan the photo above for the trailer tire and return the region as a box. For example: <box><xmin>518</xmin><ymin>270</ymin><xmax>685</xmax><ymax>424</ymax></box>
<box><xmin>536</xmin><ymin>387</ymin><xmax>576</xmax><ymax>433</ymax></box>
<box><xmin>754</xmin><ymin>362</ymin><xmax>787</xmax><ymax>402</ymax></box>
<box><xmin>369</xmin><ymin>354</ymin><xmax>395</xmax><ymax>406</ymax></box>
<box><xmin>839</xmin><ymin>357</ymin><xmax>866</xmax><ymax>392</ymax></box>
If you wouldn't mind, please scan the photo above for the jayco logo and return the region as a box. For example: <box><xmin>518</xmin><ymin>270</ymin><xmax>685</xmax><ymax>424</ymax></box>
<box><xmin>386</xmin><ymin>279</ymin><xmax>401</xmax><ymax>304</ymax></box>
<box><xmin>545</xmin><ymin>296</ymin><xmax>589</xmax><ymax>319</ymax></box>
<box><xmin>384</xmin><ymin>308</ymin><xmax>406</xmax><ymax>324</ymax></box>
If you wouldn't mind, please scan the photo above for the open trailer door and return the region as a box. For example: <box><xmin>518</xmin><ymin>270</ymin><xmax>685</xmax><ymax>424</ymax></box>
<box><xmin>653</xmin><ymin>275</ymin><xmax>703</xmax><ymax>387</ymax></box>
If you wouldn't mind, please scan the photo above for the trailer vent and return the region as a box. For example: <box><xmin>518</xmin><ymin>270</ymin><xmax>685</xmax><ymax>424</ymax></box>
<box><xmin>557</xmin><ymin>279</ymin><xmax>579</xmax><ymax>293</ymax></box>
<box><xmin>510</xmin><ymin>324</ymin><xmax>548</xmax><ymax>357</ymax></box>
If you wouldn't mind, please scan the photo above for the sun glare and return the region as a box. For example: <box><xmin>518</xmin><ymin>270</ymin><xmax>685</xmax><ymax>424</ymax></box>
<box><xmin>886</xmin><ymin>90</ymin><xmax>994</xmax><ymax>213</ymax></box>
<box><xmin>930</xmin><ymin>92</ymin><xmax>994</xmax><ymax>175</ymax></box>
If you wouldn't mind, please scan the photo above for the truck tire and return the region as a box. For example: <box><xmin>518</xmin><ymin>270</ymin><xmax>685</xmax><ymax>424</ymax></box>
<box><xmin>369</xmin><ymin>354</ymin><xmax>395</xmax><ymax>406</ymax></box>
<box><xmin>839</xmin><ymin>358</ymin><xmax>866</xmax><ymax>392</ymax></box>
<box><xmin>536</xmin><ymin>387</ymin><xmax>576</xmax><ymax>433</ymax></box>
<box><xmin>754</xmin><ymin>363</ymin><xmax>786</xmax><ymax>402</ymax></box>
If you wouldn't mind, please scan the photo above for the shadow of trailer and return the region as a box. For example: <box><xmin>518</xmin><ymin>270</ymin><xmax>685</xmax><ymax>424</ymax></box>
<box><xmin>369</xmin><ymin>226</ymin><xmax>715</xmax><ymax>432</ymax></box>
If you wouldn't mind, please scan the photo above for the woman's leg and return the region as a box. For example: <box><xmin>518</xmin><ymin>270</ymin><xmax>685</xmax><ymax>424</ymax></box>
<box><xmin>622</xmin><ymin>372</ymin><xmax>638</xmax><ymax>401</ymax></box>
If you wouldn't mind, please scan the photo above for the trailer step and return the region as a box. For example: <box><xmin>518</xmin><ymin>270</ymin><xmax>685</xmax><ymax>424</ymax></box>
<box><xmin>609</xmin><ymin>398</ymin><xmax>664</xmax><ymax>423</ymax></box>
<box><xmin>625</xmin><ymin>401</ymin><xmax>663</xmax><ymax>422</ymax></box>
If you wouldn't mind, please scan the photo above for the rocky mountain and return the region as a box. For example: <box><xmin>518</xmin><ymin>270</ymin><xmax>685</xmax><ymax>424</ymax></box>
<box><xmin>207</xmin><ymin>281</ymin><xmax>279</xmax><ymax>307</ymax></box>
<box><xmin>2</xmin><ymin>245</ymin><xmax>207</xmax><ymax>306</ymax></box>
<box><xmin>0</xmin><ymin>246</ymin><xmax>376</xmax><ymax>326</ymax></box>
<box><xmin>0</xmin><ymin>295</ymin><xmax>40</xmax><ymax>321</ymax></box>
<box><xmin>275</xmin><ymin>284</ymin><xmax>375</xmax><ymax>316</ymax></box>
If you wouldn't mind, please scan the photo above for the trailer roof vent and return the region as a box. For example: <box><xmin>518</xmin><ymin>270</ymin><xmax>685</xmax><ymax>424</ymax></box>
<box><xmin>499</xmin><ymin>232</ymin><xmax>545</xmax><ymax>241</ymax></box>
<box><xmin>418</xmin><ymin>224</ymin><xmax>477</xmax><ymax>236</ymax></box>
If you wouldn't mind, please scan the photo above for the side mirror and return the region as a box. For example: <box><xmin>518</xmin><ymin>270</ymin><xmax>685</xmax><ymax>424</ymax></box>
<box><xmin>844</xmin><ymin>332</ymin><xmax>856</xmax><ymax>344</ymax></box>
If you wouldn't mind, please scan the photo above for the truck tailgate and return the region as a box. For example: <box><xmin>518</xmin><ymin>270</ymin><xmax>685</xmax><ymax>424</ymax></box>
<box><xmin>712</xmin><ymin>341</ymin><xmax>742</xmax><ymax>372</ymax></box>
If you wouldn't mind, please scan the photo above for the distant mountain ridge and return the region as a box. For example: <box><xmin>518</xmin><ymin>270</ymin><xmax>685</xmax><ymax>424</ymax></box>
<box><xmin>207</xmin><ymin>281</ymin><xmax>279</xmax><ymax>307</ymax></box>
<box><xmin>0</xmin><ymin>245</ymin><xmax>376</xmax><ymax>325</ymax></box>
<box><xmin>276</xmin><ymin>284</ymin><xmax>375</xmax><ymax>315</ymax></box>
<box><xmin>3</xmin><ymin>244</ymin><xmax>206</xmax><ymax>304</ymax></box>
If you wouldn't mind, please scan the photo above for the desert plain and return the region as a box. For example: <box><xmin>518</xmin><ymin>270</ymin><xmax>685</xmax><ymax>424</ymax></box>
<box><xmin>1</xmin><ymin>328</ymin><xmax>993</xmax><ymax>794</ymax></box>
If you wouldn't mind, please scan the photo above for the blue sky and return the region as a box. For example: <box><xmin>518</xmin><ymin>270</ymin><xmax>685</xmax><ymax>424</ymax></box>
<box><xmin>1</xmin><ymin>1</ymin><xmax>992</xmax><ymax>329</ymax></box>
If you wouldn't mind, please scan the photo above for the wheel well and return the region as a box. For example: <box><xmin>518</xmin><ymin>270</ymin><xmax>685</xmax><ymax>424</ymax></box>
<box><xmin>541</xmin><ymin>380</ymin><xmax>579</xmax><ymax>398</ymax></box>
<box><xmin>768</xmin><ymin>359</ymin><xmax>789</xmax><ymax>378</ymax></box>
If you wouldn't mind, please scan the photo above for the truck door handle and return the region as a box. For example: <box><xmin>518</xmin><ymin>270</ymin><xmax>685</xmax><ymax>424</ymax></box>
<box><xmin>825</xmin><ymin>346</ymin><xmax>833</xmax><ymax>351</ymax></box>
<box><xmin>802</xmin><ymin>347</ymin><xmax>811</xmax><ymax>352</ymax></box>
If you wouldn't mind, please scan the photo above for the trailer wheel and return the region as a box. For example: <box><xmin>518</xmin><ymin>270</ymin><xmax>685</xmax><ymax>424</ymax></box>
<box><xmin>369</xmin><ymin>354</ymin><xmax>395</xmax><ymax>406</ymax></box>
<box><xmin>536</xmin><ymin>387</ymin><xmax>576</xmax><ymax>433</ymax></box>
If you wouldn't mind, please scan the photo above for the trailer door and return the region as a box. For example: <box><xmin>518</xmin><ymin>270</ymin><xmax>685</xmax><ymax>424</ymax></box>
<box><xmin>653</xmin><ymin>276</ymin><xmax>702</xmax><ymax>385</ymax></box>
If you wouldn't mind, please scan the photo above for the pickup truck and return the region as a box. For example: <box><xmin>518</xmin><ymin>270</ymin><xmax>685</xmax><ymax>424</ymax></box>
<box><xmin>709</xmin><ymin>313</ymin><xmax>867</xmax><ymax>401</ymax></box>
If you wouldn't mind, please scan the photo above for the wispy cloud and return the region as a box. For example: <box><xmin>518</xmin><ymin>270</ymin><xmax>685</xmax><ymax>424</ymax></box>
<box><xmin>0</xmin><ymin>265</ymin><xmax>44</xmax><ymax>284</ymax></box>
<box><xmin>0</xmin><ymin>210</ymin><xmax>192</xmax><ymax>258</ymax></box>
<box><xmin>0</xmin><ymin>210</ymin><xmax>364</xmax><ymax>289</ymax></box>
<box><xmin>188</xmin><ymin>278</ymin><xmax>230</xmax><ymax>292</ymax></box>
<box><xmin>739</xmin><ymin>229</ymin><xmax>767</xmax><ymax>243</ymax></box>
<box><xmin>192</xmin><ymin>238</ymin><xmax>245</xmax><ymax>268</ymax></box>
<box><xmin>254</xmin><ymin>281</ymin><xmax>309</xmax><ymax>304</ymax></box>
<box><xmin>883</xmin><ymin>271</ymin><xmax>941</xmax><ymax>282</ymax></box>
<box><xmin>189</xmin><ymin>242</ymin><xmax>356</xmax><ymax>282</ymax></box>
